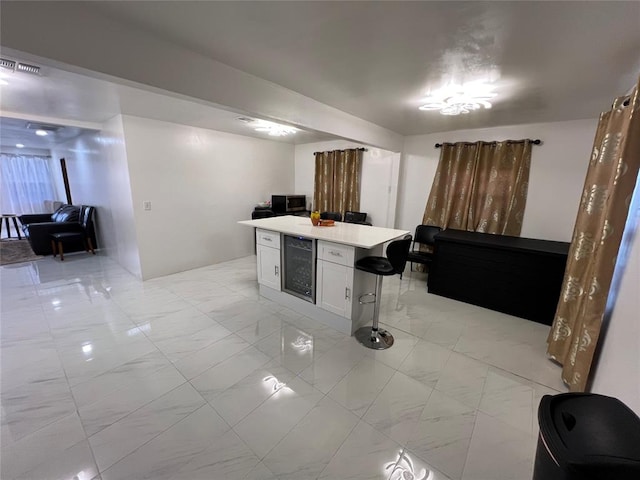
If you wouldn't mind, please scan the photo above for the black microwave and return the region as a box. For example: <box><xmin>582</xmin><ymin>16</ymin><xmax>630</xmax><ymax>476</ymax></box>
<box><xmin>271</xmin><ymin>195</ymin><xmax>306</xmax><ymax>213</ymax></box>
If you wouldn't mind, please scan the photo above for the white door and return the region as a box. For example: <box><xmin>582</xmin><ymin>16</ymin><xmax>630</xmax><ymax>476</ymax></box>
<box><xmin>360</xmin><ymin>151</ymin><xmax>400</xmax><ymax>228</ymax></box>
<box><xmin>317</xmin><ymin>260</ymin><xmax>353</xmax><ymax>317</ymax></box>
<box><xmin>257</xmin><ymin>245</ymin><xmax>281</xmax><ymax>291</ymax></box>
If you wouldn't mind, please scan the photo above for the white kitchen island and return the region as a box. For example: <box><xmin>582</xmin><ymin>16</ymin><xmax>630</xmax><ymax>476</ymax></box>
<box><xmin>239</xmin><ymin>216</ymin><xmax>410</xmax><ymax>335</ymax></box>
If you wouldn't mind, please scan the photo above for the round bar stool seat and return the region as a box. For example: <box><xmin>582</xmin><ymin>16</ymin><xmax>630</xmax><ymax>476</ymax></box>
<box><xmin>354</xmin><ymin>235</ymin><xmax>412</xmax><ymax>350</ymax></box>
<box><xmin>354</xmin><ymin>257</ymin><xmax>395</xmax><ymax>276</ymax></box>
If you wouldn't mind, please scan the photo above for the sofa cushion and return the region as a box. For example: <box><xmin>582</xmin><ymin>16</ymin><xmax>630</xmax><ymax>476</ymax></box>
<box><xmin>51</xmin><ymin>205</ymin><xmax>80</xmax><ymax>223</ymax></box>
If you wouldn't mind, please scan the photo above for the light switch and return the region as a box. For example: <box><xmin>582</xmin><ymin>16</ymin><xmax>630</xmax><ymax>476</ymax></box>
<box><xmin>143</xmin><ymin>201</ymin><xmax>152</xmax><ymax>211</ymax></box>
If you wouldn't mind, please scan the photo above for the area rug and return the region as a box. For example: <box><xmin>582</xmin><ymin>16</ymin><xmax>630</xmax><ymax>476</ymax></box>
<box><xmin>0</xmin><ymin>239</ymin><xmax>44</xmax><ymax>265</ymax></box>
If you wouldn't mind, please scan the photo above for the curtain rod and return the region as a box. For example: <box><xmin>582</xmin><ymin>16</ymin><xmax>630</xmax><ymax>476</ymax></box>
<box><xmin>313</xmin><ymin>147</ymin><xmax>367</xmax><ymax>155</ymax></box>
<box><xmin>434</xmin><ymin>139</ymin><xmax>542</xmax><ymax>148</ymax></box>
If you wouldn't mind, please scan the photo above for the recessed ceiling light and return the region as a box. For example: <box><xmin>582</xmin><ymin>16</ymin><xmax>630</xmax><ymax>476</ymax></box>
<box><xmin>16</xmin><ymin>143</ymin><xmax>24</xmax><ymax>148</ymax></box>
<box><xmin>35</xmin><ymin>129</ymin><xmax>48</xmax><ymax>136</ymax></box>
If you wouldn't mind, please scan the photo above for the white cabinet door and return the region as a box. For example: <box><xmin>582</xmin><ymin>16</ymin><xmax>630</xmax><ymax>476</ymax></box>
<box><xmin>317</xmin><ymin>260</ymin><xmax>353</xmax><ymax>318</ymax></box>
<box><xmin>257</xmin><ymin>245</ymin><xmax>281</xmax><ymax>291</ymax></box>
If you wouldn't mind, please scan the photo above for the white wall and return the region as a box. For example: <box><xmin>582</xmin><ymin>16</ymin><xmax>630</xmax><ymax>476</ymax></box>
<box><xmin>591</xmin><ymin>195</ymin><xmax>640</xmax><ymax>414</ymax></box>
<box><xmin>51</xmin><ymin>131</ymin><xmax>103</xmax><ymax>206</ymax></box>
<box><xmin>397</xmin><ymin>118</ymin><xmax>599</xmax><ymax>242</ymax></box>
<box><xmin>101</xmin><ymin>116</ymin><xmax>142</xmax><ymax>278</ymax></box>
<box><xmin>50</xmin><ymin>116</ymin><xmax>142</xmax><ymax>278</ymax></box>
<box><xmin>294</xmin><ymin>140</ymin><xmax>400</xmax><ymax>228</ymax></box>
<box><xmin>121</xmin><ymin>115</ymin><xmax>295</xmax><ymax>280</ymax></box>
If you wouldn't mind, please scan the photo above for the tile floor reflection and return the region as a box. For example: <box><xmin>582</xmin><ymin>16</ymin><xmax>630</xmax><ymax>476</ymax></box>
<box><xmin>1</xmin><ymin>253</ymin><xmax>565</xmax><ymax>479</ymax></box>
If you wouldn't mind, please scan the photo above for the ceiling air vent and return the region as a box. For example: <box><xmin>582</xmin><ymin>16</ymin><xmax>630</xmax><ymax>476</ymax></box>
<box><xmin>237</xmin><ymin>117</ymin><xmax>254</xmax><ymax>124</ymax></box>
<box><xmin>26</xmin><ymin>122</ymin><xmax>62</xmax><ymax>133</ymax></box>
<box><xmin>17</xmin><ymin>63</ymin><xmax>41</xmax><ymax>75</ymax></box>
<box><xmin>0</xmin><ymin>58</ymin><xmax>16</xmax><ymax>71</ymax></box>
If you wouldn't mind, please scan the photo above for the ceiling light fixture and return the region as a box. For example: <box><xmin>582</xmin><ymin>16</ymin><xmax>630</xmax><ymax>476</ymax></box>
<box><xmin>16</xmin><ymin>143</ymin><xmax>24</xmax><ymax>148</ymax></box>
<box><xmin>419</xmin><ymin>83</ymin><xmax>496</xmax><ymax>115</ymax></box>
<box><xmin>35</xmin><ymin>129</ymin><xmax>48</xmax><ymax>136</ymax></box>
<box><xmin>253</xmin><ymin>120</ymin><xmax>297</xmax><ymax>137</ymax></box>
<box><xmin>238</xmin><ymin>117</ymin><xmax>297</xmax><ymax>136</ymax></box>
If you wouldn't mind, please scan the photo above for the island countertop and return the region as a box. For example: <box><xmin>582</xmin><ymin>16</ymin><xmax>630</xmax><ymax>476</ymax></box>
<box><xmin>239</xmin><ymin>215</ymin><xmax>410</xmax><ymax>249</ymax></box>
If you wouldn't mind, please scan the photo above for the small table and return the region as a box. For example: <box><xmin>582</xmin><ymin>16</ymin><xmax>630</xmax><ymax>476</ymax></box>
<box><xmin>1</xmin><ymin>214</ymin><xmax>22</xmax><ymax>240</ymax></box>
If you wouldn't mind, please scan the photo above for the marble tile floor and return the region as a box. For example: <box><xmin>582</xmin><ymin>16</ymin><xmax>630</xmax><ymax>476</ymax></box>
<box><xmin>1</xmin><ymin>253</ymin><xmax>566</xmax><ymax>480</ymax></box>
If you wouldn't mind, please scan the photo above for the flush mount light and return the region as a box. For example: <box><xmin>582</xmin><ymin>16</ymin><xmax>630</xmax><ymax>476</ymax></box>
<box><xmin>238</xmin><ymin>117</ymin><xmax>297</xmax><ymax>136</ymax></box>
<box><xmin>16</xmin><ymin>143</ymin><xmax>24</xmax><ymax>148</ymax></box>
<box><xmin>419</xmin><ymin>83</ymin><xmax>496</xmax><ymax>115</ymax></box>
<box><xmin>253</xmin><ymin>120</ymin><xmax>297</xmax><ymax>137</ymax></box>
<box><xmin>35</xmin><ymin>129</ymin><xmax>48</xmax><ymax>136</ymax></box>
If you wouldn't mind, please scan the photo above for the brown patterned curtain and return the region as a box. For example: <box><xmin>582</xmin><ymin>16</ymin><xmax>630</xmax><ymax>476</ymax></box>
<box><xmin>313</xmin><ymin>149</ymin><xmax>362</xmax><ymax>214</ymax></box>
<box><xmin>423</xmin><ymin>140</ymin><xmax>532</xmax><ymax>236</ymax></box>
<box><xmin>547</xmin><ymin>79</ymin><xmax>640</xmax><ymax>392</ymax></box>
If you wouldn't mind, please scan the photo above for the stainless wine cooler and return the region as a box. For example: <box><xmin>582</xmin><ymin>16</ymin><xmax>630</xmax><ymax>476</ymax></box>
<box><xmin>282</xmin><ymin>235</ymin><xmax>316</xmax><ymax>303</ymax></box>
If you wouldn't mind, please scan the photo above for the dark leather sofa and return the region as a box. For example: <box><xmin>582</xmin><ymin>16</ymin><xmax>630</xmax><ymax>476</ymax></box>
<box><xmin>19</xmin><ymin>205</ymin><xmax>97</xmax><ymax>255</ymax></box>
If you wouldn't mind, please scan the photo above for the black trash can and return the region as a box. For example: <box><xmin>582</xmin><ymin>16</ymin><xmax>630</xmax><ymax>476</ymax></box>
<box><xmin>534</xmin><ymin>393</ymin><xmax>640</xmax><ymax>480</ymax></box>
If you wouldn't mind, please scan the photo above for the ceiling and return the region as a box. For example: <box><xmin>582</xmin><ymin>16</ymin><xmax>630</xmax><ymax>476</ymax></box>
<box><xmin>1</xmin><ymin>1</ymin><xmax>639</xmax><ymax>149</ymax></box>
<box><xmin>0</xmin><ymin>61</ymin><xmax>338</xmax><ymax>150</ymax></box>
<box><xmin>0</xmin><ymin>116</ymin><xmax>90</xmax><ymax>150</ymax></box>
<box><xmin>88</xmin><ymin>1</ymin><xmax>640</xmax><ymax>134</ymax></box>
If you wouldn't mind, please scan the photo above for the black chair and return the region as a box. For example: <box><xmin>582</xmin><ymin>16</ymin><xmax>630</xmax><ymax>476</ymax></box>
<box><xmin>407</xmin><ymin>225</ymin><xmax>442</xmax><ymax>272</ymax></box>
<box><xmin>353</xmin><ymin>234</ymin><xmax>412</xmax><ymax>350</ymax></box>
<box><xmin>344</xmin><ymin>211</ymin><xmax>368</xmax><ymax>224</ymax></box>
<box><xmin>344</xmin><ymin>211</ymin><xmax>372</xmax><ymax>225</ymax></box>
<box><xmin>320</xmin><ymin>211</ymin><xmax>342</xmax><ymax>222</ymax></box>
<box><xmin>50</xmin><ymin>206</ymin><xmax>96</xmax><ymax>261</ymax></box>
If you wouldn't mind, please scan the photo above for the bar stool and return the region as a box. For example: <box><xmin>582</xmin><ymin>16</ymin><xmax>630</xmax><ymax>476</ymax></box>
<box><xmin>354</xmin><ymin>235</ymin><xmax>412</xmax><ymax>350</ymax></box>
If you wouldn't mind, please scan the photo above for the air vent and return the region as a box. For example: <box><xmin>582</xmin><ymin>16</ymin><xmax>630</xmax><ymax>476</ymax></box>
<box><xmin>237</xmin><ymin>117</ymin><xmax>253</xmax><ymax>124</ymax></box>
<box><xmin>17</xmin><ymin>63</ymin><xmax>40</xmax><ymax>75</ymax></box>
<box><xmin>26</xmin><ymin>122</ymin><xmax>62</xmax><ymax>133</ymax></box>
<box><xmin>0</xmin><ymin>58</ymin><xmax>16</xmax><ymax>70</ymax></box>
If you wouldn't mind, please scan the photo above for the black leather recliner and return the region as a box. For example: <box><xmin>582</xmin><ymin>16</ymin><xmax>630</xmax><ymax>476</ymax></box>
<box><xmin>19</xmin><ymin>205</ymin><xmax>97</xmax><ymax>255</ymax></box>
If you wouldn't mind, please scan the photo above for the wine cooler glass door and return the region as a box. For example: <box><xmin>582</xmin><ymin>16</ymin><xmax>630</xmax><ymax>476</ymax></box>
<box><xmin>282</xmin><ymin>235</ymin><xmax>316</xmax><ymax>303</ymax></box>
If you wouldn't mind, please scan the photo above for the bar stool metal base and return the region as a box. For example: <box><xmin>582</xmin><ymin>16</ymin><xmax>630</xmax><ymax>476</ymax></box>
<box><xmin>354</xmin><ymin>326</ymin><xmax>394</xmax><ymax>350</ymax></box>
